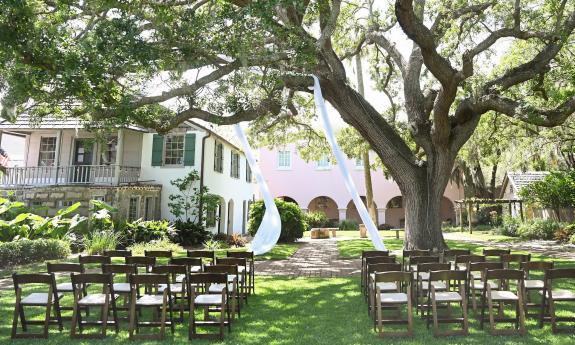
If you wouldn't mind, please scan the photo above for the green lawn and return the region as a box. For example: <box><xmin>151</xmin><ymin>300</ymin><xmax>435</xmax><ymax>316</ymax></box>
<box><xmin>2</xmin><ymin>275</ymin><xmax>575</xmax><ymax>344</ymax></box>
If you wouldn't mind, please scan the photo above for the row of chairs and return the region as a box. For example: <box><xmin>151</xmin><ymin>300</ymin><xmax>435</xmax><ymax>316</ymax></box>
<box><xmin>361</xmin><ymin>249</ymin><xmax>575</xmax><ymax>337</ymax></box>
<box><xmin>11</xmin><ymin>249</ymin><xmax>256</xmax><ymax>340</ymax></box>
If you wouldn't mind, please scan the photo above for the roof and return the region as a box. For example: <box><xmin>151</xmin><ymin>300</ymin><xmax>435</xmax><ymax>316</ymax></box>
<box><xmin>500</xmin><ymin>171</ymin><xmax>549</xmax><ymax>197</ymax></box>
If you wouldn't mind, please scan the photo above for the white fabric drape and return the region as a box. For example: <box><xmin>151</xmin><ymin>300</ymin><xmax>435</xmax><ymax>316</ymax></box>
<box><xmin>312</xmin><ymin>75</ymin><xmax>386</xmax><ymax>250</ymax></box>
<box><xmin>234</xmin><ymin>123</ymin><xmax>281</xmax><ymax>255</ymax></box>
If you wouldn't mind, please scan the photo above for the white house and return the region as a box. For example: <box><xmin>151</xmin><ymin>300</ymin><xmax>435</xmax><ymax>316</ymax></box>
<box><xmin>0</xmin><ymin>116</ymin><xmax>256</xmax><ymax>235</ymax></box>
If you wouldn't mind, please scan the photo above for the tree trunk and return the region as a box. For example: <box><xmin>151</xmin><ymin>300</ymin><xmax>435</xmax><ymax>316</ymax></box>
<box><xmin>362</xmin><ymin>150</ymin><xmax>378</xmax><ymax>223</ymax></box>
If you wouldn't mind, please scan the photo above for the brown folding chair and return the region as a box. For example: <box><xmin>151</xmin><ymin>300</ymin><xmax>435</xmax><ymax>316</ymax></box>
<box><xmin>402</xmin><ymin>249</ymin><xmax>431</xmax><ymax>271</ymax></box>
<box><xmin>152</xmin><ymin>265</ymin><xmax>190</xmax><ymax>322</ymax></box>
<box><xmin>205</xmin><ymin>264</ymin><xmax>240</xmax><ymax>319</ymax></box>
<box><xmin>170</xmin><ymin>257</ymin><xmax>204</xmax><ymax>279</ymax></box>
<box><xmin>145</xmin><ymin>250</ymin><xmax>172</xmax><ymax>265</ymax></box>
<box><xmin>11</xmin><ymin>273</ymin><xmax>63</xmax><ymax>339</ymax></box>
<box><xmin>367</xmin><ymin>263</ymin><xmax>402</xmax><ymax>319</ymax></box>
<box><xmin>128</xmin><ymin>273</ymin><xmax>174</xmax><ymax>340</ymax></box>
<box><xmin>102</xmin><ymin>264</ymin><xmax>137</xmax><ymax>314</ymax></box>
<box><xmin>501</xmin><ymin>253</ymin><xmax>531</xmax><ymax>269</ymax></box>
<box><xmin>480</xmin><ymin>269</ymin><xmax>526</xmax><ymax>335</ymax></box>
<box><xmin>521</xmin><ymin>261</ymin><xmax>553</xmax><ymax>316</ymax></box>
<box><xmin>79</xmin><ymin>255</ymin><xmax>111</xmax><ymax>273</ymax></box>
<box><xmin>187</xmin><ymin>250</ymin><xmax>216</xmax><ymax>264</ymax></box>
<box><xmin>468</xmin><ymin>262</ymin><xmax>503</xmax><ymax>313</ymax></box>
<box><xmin>188</xmin><ymin>273</ymin><xmax>230</xmax><ymax>340</ymax></box>
<box><xmin>426</xmin><ymin>270</ymin><xmax>468</xmax><ymax>336</ymax></box>
<box><xmin>442</xmin><ymin>249</ymin><xmax>471</xmax><ymax>266</ymax></box>
<box><xmin>47</xmin><ymin>263</ymin><xmax>86</xmax><ymax>316</ymax></box>
<box><xmin>539</xmin><ymin>268</ymin><xmax>575</xmax><ymax>333</ymax></box>
<box><xmin>415</xmin><ymin>263</ymin><xmax>450</xmax><ymax>316</ymax></box>
<box><xmin>216</xmin><ymin>257</ymin><xmax>248</xmax><ymax>304</ymax></box>
<box><xmin>361</xmin><ymin>250</ymin><xmax>390</xmax><ymax>291</ymax></box>
<box><xmin>364</xmin><ymin>256</ymin><xmax>397</xmax><ymax>297</ymax></box>
<box><xmin>125</xmin><ymin>256</ymin><xmax>156</xmax><ymax>274</ymax></box>
<box><xmin>454</xmin><ymin>254</ymin><xmax>485</xmax><ymax>272</ymax></box>
<box><xmin>227</xmin><ymin>251</ymin><xmax>255</xmax><ymax>295</ymax></box>
<box><xmin>483</xmin><ymin>249</ymin><xmax>511</xmax><ymax>261</ymax></box>
<box><xmin>70</xmin><ymin>273</ymin><xmax>119</xmax><ymax>338</ymax></box>
<box><xmin>104</xmin><ymin>249</ymin><xmax>132</xmax><ymax>258</ymax></box>
<box><xmin>373</xmin><ymin>271</ymin><xmax>413</xmax><ymax>337</ymax></box>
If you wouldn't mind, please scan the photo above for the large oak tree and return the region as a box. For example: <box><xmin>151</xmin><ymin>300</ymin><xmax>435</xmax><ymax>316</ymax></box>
<box><xmin>1</xmin><ymin>0</ymin><xmax>574</xmax><ymax>249</ymax></box>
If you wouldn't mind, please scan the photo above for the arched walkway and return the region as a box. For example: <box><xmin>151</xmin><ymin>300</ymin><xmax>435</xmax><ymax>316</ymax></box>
<box><xmin>214</xmin><ymin>196</ymin><xmax>226</xmax><ymax>234</ymax></box>
<box><xmin>227</xmin><ymin>199</ymin><xmax>235</xmax><ymax>235</ymax></box>
<box><xmin>345</xmin><ymin>197</ymin><xmax>378</xmax><ymax>224</ymax></box>
<box><xmin>278</xmin><ymin>196</ymin><xmax>299</xmax><ymax>206</ymax></box>
<box><xmin>307</xmin><ymin>196</ymin><xmax>339</xmax><ymax>222</ymax></box>
<box><xmin>440</xmin><ymin>196</ymin><xmax>456</xmax><ymax>225</ymax></box>
<box><xmin>385</xmin><ymin>196</ymin><xmax>404</xmax><ymax>228</ymax></box>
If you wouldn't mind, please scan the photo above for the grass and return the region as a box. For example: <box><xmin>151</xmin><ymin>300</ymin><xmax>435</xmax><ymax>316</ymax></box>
<box><xmin>446</xmin><ymin>230</ymin><xmax>520</xmax><ymax>243</ymax></box>
<box><xmin>2</xmin><ymin>275</ymin><xmax>575</xmax><ymax>344</ymax></box>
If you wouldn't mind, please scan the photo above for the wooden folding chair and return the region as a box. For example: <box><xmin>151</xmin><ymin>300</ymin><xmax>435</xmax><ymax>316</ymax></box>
<box><xmin>152</xmin><ymin>265</ymin><xmax>190</xmax><ymax>322</ymax></box>
<box><xmin>188</xmin><ymin>273</ymin><xmax>230</xmax><ymax>340</ymax></box>
<box><xmin>125</xmin><ymin>256</ymin><xmax>156</xmax><ymax>274</ymax></box>
<box><xmin>415</xmin><ymin>262</ymin><xmax>450</xmax><ymax>316</ymax></box>
<box><xmin>170</xmin><ymin>257</ymin><xmax>204</xmax><ymax>278</ymax></box>
<box><xmin>373</xmin><ymin>271</ymin><xmax>413</xmax><ymax>337</ymax></box>
<box><xmin>467</xmin><ymin>262</ymin><xmax>503</xmax><ymax>313</ymax></box>
<box><xmin>367</xmin><ymin>263</ymin><xmax>402</xmax><ymax>319</ymax></box>
<box><xmin>521</xmin><ymin>261</ymin><xmax>553</xmax><ymax>316</ymax></box>
<box><xmin>442</xmin><ymin>249</ymin><xmax>470</xmax><ymax>266</ymax></box>
<box><xmin>480</xmin><ymin>269</ymin><xmax>526</xmax><ymax>335</ymax></box>
<box><xmin>454</xmin><ymin>254</ymin><xmax>485</xmax><ymax>271</ymax></box>
<box><xmin>79</xmin><ymin>255</ymin><xmax>111</xmax><ymax>273</ymax></box>
<box><xmin>216</xmin><ymin>257</ymin><xmax>248</xmax><ymax>304</ymax></box>
<box><xmin>104</xmin><ymin>249</ymin><xmax>132</xmax><ymax>258</ymax></box>
<box><xmin>227</xmin><ymin>251</ymin><xmax>255</xmax><ymax>295</ymax></box>
<box><xmin>501</xmin><ymin>253</ymin><xmax>531</xmax><ymax>269</ymax></box>
<box><xmin>402</xmin><ymin>249</ymin><xmax>431</xmax><ymax>271</ymax></box>
<box><xmin>205</xmin><ymin>264</ymin><xmax>240</xmax><ymax>319</ymax></box>
<box><xmin>363</xmin><ymin>256</ymin><xmax>397</xmax><ymax>298</ymax></box>
<box><xmin>539</xmin><ymin>268</ymin><xmax>575</xmax><ymax>333</ymax></box>
<box><xmin>11</xmin><ymin>273</ymin><xmax>63</xmax><ymax>339</ymax></box>
<box><xmin>145</xmin><ymin>250</ymin><xmax>172</xmax><ymax>265</ymax></box>
<box><xmin>102</xmin><ymin>264</ymin><xmax>137</xmax><ymax>314</ymax></box>
<box><xmin>426</xmin><ymin>270</ymin><xmax>468</xmax><ymax>336</ymax></box>
<box><xmin>361</xmin><ymin>250</ymin><xmax>390</xmax><ymax>291</ymax></box>
<box><xmin>47</xmin><ymin>263</ymin><xmax>86</xmax><ymax>317</ymax></box>
<box><xmin>483</xmin><ymin>249</ymin><xmax>510</xmax><ymax>261</ymax></box>
<box><xmin>128</xmin><ymin>273</ymin><xmax>174</xmax><ymax>340</ymax></box>
<box><xmin>187</xmin><ymin>250</ymin><xmax>216</xmax><ymax>264</ymax></box>
<box><xmin>70</xmin><ymin>273</ymin><xmax>119</xmax><ymax>338</ymax></box>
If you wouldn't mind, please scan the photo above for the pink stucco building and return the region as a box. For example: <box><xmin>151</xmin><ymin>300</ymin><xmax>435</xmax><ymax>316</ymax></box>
<box><xmin>259</xmin><ymin>145</ymin><xmax>464</xmax><ymax>228</ymax></box>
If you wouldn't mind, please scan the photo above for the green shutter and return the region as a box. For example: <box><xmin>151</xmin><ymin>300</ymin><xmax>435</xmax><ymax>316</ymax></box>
<box><xmin>151</xmin><ymin>134</ymin><xmax>164</xmax><ymax>166</ymax></box>
<box><xmin>183</xmin><ymin>133</ymin><xmax>196</xmax><ymax>166</ymax></box>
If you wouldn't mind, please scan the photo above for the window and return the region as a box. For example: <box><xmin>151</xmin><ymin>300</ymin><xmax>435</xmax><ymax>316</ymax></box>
<box><xmin>100</xmin><ymin>137</ymin><xmax>117</xmax><ymax>165</ymax></box>
<box><xmin>245</xmin><ymin>160</ymin><xmax>252</xmax><ymax>183</ymax></box>
<box><xmin>230</xmin><ymin>152</ymin><xmax>240</xmax><ymax>178</ymax></box>
<box><xmin>59</xmin><ymin>200</ymin><xmax>75</xmax><ymax>208</ymax></box>
<box><xmin>128</xmin><ymin>196</ymin><xmax>140</xmax><ymax>221</ymax></box>
<box><xmin>206</xmin><ymin>205</ymin><xmax>217</xmax><ymax>227</ymax></box>
<box><xmin>144</xmin><ymin>197</ymin><xmax>155</xmax><ymax>220</ymax></box>
<box><xmin>214</xmin><ymin>141</ymin><xmax>224</xmax><ymax>173</ymax></box>
<box><xmin>92</xmin><ymin>196</ymin><xmax>105</xmax><ymax>202</ymax></box>
<box><xmin>164</xmin><ymin>135</ymin><xmax>185</xmax><ymax>165</ymax></box>
<box><xmin>38</xmin><ymin>137</ymin><xmax>57</xmax><ymax>166</ymax></box>
<box><xmin>277</xmin><ymin>150</ymin><xmax>291</xmax><ymax>169</ymax></box>
<box><xmin>316</xmin><ymin>155</ymin><xmax>330</xmax><ymax>169</ymax></box>
<box><xmin>355</xmin><ymin>157</ymin><xmax>364</xmax><ymax>168</ymax></box>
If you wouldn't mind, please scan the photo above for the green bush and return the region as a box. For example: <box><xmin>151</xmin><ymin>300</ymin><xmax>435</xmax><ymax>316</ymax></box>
<box><xmin>554</xmin><ymin>224</ymin><xmax>575</xmax><ymax>243</ymax></box>
<box><xmin>497</xmin><ymin>216</ymin><xmax>521</xmax><ymax>237</ymax></box>
<box><xmin>378</xmin><ymin>223</ymin><xmax>393</xmax><ymax>230</ymax></box>
<box><xmin>0</xmin><ymin>239</ymin><xmax>71</xmax><ymax>268</ymax></box>
<box><xmin>517</xmin><ymin>219</ymin><xmax>564</xmax><ymax>240</ymax></box>
<box><xmin>570</xmin><ymin>233</ymin><xmax>575</xmax><ymax>245</ymax></box>
<box><xmin>128</xmin><ymin>238</ymin><xmax>183</xmax><ymax>256</ymax></box>
<box><xmin>305</xmin><ymin>211</ymin><xmax>329</xmax><ymax>230</ymax></box>
<box><xmin>84</xmin><ymin>230</ymin><xmax>123</xmax><ymax>254</ymax></box>
<box><xmin>248</xmin><ymin>199</ymin><xmax>306</xmax><ymax>243</ymax></box>
<box><xmin>203</xmin><ymin>239</ymin><xmax>228</xmax><ymax>250</ymax></box>
<box><xmin>339</xmin><ymin>219</ymin><xmax>359</xmax><ymax>230</ymax></box>
<box><xmin>174</xmin><ymin>220</ymin><xmax>210</xmax><ymax>246</ymax></box>
<box><xmin>123</xmin><ymin>219</ymin><xmax>176</xmax><ymax>245</ymax></box>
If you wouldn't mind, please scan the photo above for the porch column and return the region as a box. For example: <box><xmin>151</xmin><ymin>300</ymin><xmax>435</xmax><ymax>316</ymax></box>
<box><xmin>337</xmin><ymin>208</ymin><xmax>347</xmax><ymax>222</ymax></box>
<box><xmin>113</xmin><ymin>129</ymin><xmax>125</xmax><ymax>185</ymax></box>
<box><xmin>377</xmin><ymin>207</ymin><xmax>386</xmax><ymax>225</ymax></box>
<box><xmin>54</xmin><ymin>129</ymin><xmax>63</xmax><ymax>184</ymax></box>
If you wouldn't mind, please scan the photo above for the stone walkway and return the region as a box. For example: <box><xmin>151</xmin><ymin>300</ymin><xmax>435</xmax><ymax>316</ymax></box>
<box><xmin>255</xmin><ymin>238</ymin><xmax>361</xmax><ymax>278</ymax></box>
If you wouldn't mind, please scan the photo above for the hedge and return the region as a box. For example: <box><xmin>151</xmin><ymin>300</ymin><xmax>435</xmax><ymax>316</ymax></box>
<box><xmin>0</xmin><ymin>239</ymin><xmax>71</xmax><ymax>269</ymax></box>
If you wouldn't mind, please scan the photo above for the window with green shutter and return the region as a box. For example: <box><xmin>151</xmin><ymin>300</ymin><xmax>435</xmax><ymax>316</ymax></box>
<box><xmin>151</xmin><ymin>134</ymin><xmax>164</xmax><ymax>166</ymax></box>
<box><xmin>183</xmin><ymin>133</ymin><xmax>196</xmax><ymax>166</ymax></box>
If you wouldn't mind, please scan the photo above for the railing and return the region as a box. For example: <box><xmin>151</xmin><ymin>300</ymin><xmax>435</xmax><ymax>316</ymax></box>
<box><xmin>0</xmin><ymin>165</ymin><xmax>141</xmax><ymax>187</ymax></box>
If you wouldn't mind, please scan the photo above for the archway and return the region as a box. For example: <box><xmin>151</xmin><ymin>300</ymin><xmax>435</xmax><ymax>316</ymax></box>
<box><xmin>345</xmin><ymin>197</ymin><xmax>378</xmax><ymax>224</ymax></box>
<box><xmin>278</xmin><ymin>196</ymin><xmax>299</xmax><ymax>206</ymax></box>
<box><xmin>211</xmin><ymin>196</ymin><xmax>225</xmax><ymax>234</ymax></box>
<box><xmin>440</xmin><ymin>197</ymin><xmax>456</xmax><ymax>225</ymax></box>
<box><xmin>227</xmin><ymin>199</ymin><xmax>235</xmax><ymax>235</ymax></box>
<box><xmin>307</xmin><ymin>196</ymin><xmax>339</xmax><ymax>222</ymax></box>
<box><xmin>385</xmin><ymin>196</ymin><xmax>405</xmax><ymax>228</ymax></box>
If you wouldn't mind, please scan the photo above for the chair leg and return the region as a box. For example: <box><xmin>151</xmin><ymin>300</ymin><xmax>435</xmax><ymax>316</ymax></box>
<box><xmin>128</xmin><ymin>293</ymin><xmax>136</xmax><ymax>340</ymax></box>
<box><xmin>159</xmin><ymin>294</ymin><xmax>167</xmax><ymax>340</ymax></box>
<box><xmin>432</xmin><ymin>298</ymin><xmax>439</xmax><ymax>336</ymax></box>
<box><xmin>11</xmin><ymin>298</ymin><xmax>21</xmax><ymax>338</ymax></box>
<box><xmin>189</xmin><ymin>301</ymin><xmax>196</xmax><ymax>339</ymax></box>
<box><xmin>549</xmin><ymin>296</ymin><xmax>557</xmax><ymax>333</ymax></box>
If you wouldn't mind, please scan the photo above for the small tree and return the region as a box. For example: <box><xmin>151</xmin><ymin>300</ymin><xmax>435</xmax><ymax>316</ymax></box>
<box><xmin>248</xmin><ymin>199</ymin><xmax>306</xmax><ymax>243</ymax></box>
<box><xmin>168</xmin><ymin>170</ymin><xmax>219</xmax><ymax>223</ymax></box>
<box><xmin>519</xmin><ymin>171</ymin><xmax>575</xmax><ymax>221</ymax></box>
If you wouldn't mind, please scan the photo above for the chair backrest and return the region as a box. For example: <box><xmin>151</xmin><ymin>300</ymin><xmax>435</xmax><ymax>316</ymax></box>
<box><xmin>365</xmin><ymin>256</ymin><xmax>396</xmax><ymax>265</ymax></box>
<box><xmin>409</xmin><ymin>255</ymin><xmax>440</xmax><ymax>266</ymax></box>
<box><xmin>152</xmin><ymin>264</ymin><xmax>187</xmax><ymax>275</ymax></box>
<box><xmin>104</xmin><ymin>249</ymin><xmax>132</xmax><ymax>258</ymax></box>
<box><xmin>216</xmin><ymin>257</ymin><xmax>247</xmax><ymax>268</ymax></box>
<box><xmin>403</xmin><ymin>249</ymin><xmax>431</xmax><ymax>258</ymax></box>
<box><xmin>129</xmin><ymin>273</ymin><xmax>170</xmax><ymax>287</ymax></box>
<box><xmin>47</xmin><ymin>262</ymin><xmax>84</xmax><ymax>273</ymax></box>
<box><xmin>362</xmin><ymin>250</ymin><xmax>390</xmax><ymax>259</ymax></box>
<box><xmin>428</xmin><ymin>270</ymin><xmax>467</xmax><ymax>290</ymax></box>
<box><xmin>79</xmin><ymin>255</ymin><xmax>112</xmax><ymax>265</ymax></box>
<box><xmin>373</xmin><ymin>271</ymin><xmax>412</xmax><ymax>284</ymax></box>
<box><xmin>417</xmin><ymin>262</ymin><xmax>450</xmax><ymax>273</ymax></box>
<box><xmin>520</xmin><ymin>261</ymin><xmax>554</xmax><ymax>278</ymax></box>
<box><xmin>227</xmin><ymin>251</ymin><xmax>255</xmax><ymax>261</ymax></box>
<box><xmin>442</xmin><ymin>249</ymin><xmax>471</xmax><ymax>261</ymax></box>
<box><xmin>367</xmin><ymin>263</ymin><xmax>402</xmax><ymax>275</ymax></box>
<box><xmin>205</xmin><ymin>264</ymin><xmax>238</xmax><ymax>275</ymax></box>
<box><xmin>483</xmin><ymin>248</ymin><xmax>510</xmax><ymax>259</ymax></box>
<box><xmin>468</xmin><ymin>261</ymin><xmax>504</xmax><ymax>276</ymax></box>
<box><xmin>170</xmin><ymin>257</ymin><xmax>203</xmax><ymax>267</ymax></box>
<box><xmin>501</xmin><ymin>253</ymin><xmax>531</xmax><ymax>268</ymax></box>
<box><xmin>454</xmin><ymin>254</ymin><xmax>485</xmax><ymax>265</ymax></box>
<box><xmin>188</xmin><ymin>272</ymin><xmax>227</xmax><ymax>285</ymax></box>
<box><xmin>544</xmin><ymin>268</ymin><xmax>575</xmax><ymax>280</ymax></box>
<box><xmin>125</xmin><ymin>256</ymin><xmax>156</xmax><ymax>273</ymax></box>
<box><xmin>12</xmin><ymin>273</ymin><xmax>56</xmax><ymax>291</ymax></box>
<box><xmin>71</xmin><ymin>273</ymin><xmax>113</xmax><ymax>285</ymax></box>
<box><xmin>144</xmin><ymin>250</ymin><xmax>172</xmax><ymax>258</ymax></box>
<box><xmin>187</xmin><ymin>250</ymin><xmax>215</xmax><ymax>261</ymax></box>
<box><xmin>103</xmin><ymin>263</ymin><xmax>137</xmax><ymax>275</ymax></box>
<box><xmin>485</xmin><ymin>268</ymin><xmax>524</xmax><ymax>281</ymax></box>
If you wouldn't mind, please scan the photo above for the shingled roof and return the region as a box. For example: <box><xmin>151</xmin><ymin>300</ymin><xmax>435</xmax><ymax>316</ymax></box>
<box><xmin>500</xmin><ymin>171</ymin><xmax>549</xmax><ymax>197</ymax></box>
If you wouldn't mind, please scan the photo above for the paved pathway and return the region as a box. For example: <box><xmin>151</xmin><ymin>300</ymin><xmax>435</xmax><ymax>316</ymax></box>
<box><xmin>255</xmin><ymin>238</ymin><xmax>361</xmax><ymax>278</ymax></box>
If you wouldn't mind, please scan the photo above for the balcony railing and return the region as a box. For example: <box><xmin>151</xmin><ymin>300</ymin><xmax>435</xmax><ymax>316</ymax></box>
<box><xmin>0</xmin><ymin>165</ymin><xmax>141</xmax><ymax>187</ymax></box>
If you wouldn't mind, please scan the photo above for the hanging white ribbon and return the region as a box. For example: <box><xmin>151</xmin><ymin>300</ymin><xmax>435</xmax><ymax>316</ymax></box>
<box><xmin>312</xmin><ymin>75</ymin><xmax>386</xmax><ymax>250</ymax></box>
<box><xmin>234</xmin><ymin>123</ymin><xmax>282</xmax><ymax>255</ymax></box>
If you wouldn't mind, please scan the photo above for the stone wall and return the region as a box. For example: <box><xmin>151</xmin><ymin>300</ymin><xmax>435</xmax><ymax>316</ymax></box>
<box><xmin>1</xmin><ymin>184</ymin><xmax>162</xmax><ymax>220</ymax></box>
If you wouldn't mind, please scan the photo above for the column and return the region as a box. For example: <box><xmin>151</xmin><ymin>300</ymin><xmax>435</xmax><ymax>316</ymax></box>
<box><xmin>338</xmin><ymin>208</ymin><xmax>347</xmax><ymax>222</ymax></box>
<box><xmin>377</xmin><ymin>207</ymin><xmax>386</xmax><ymax>225</ymax></box>
<box><xmin>54</xmin><ymin>129</ymin><xmax>63</xmax><ymax>184</ymax></box>
<box><xmin>113</xmin><ymin>128</ymin><xmax>125</xmax><ymax>185</ymax></box>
